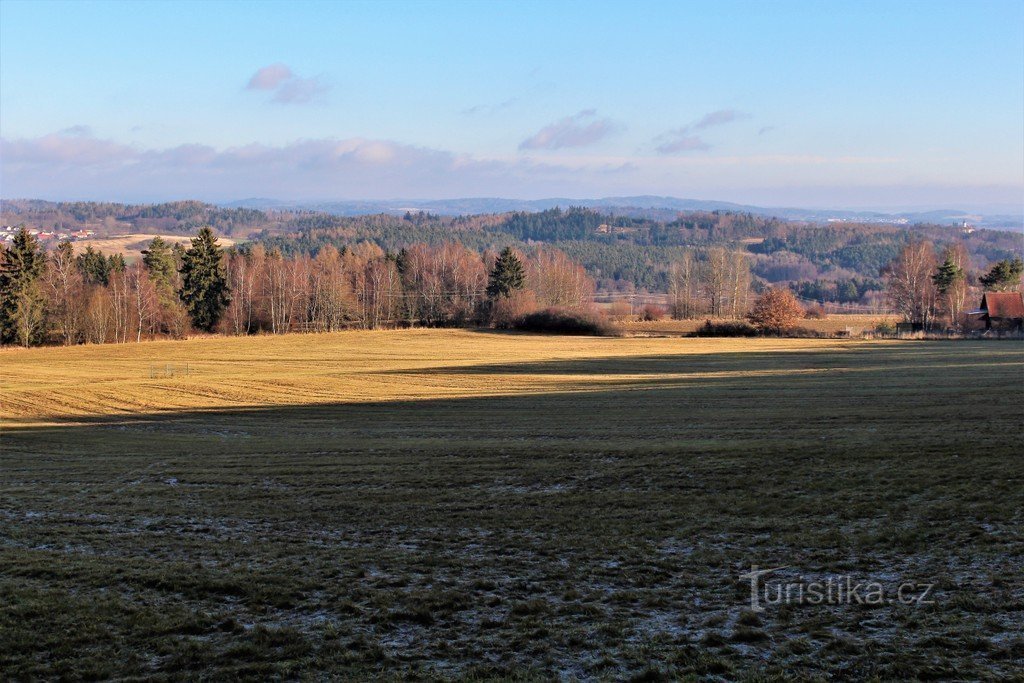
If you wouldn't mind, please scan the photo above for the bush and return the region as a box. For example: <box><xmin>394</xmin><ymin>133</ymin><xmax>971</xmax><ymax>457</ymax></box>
<box><xmin>607</xmin><ymin>300</ymin><xmax>633</xmax><ymax>320</ymax></box>
<box><xmin>639</xmin><ymin>304</ymin><xmax>665</xmax><ymax>322</ymax></box>
<box><xmin>512</xmin><ymin>308</ymin><xmax>613</xmax><ymax>336</ymax></box>
<box><xmin>874</xmin><ymin>321</ymin><xmax>896</xmax><ymax>336</ymax></box>
<box><xmin>767</xmin><ymin>325</ymin><xmax>825</xmax><ymax>338</ymax></box>
<box><xmin>749</xmin><ymin>288</ymin><xmax>806</xmax><ymax>332</ymax></box>
<box><xmin>690</xmin><ymin>320</ymin><xmax>758</xmax><ymax>337</ymax></box>
<box><xmin>489</xmin><ymin>290</ymin><xmax>538</xmax><ymax>329</ymax></box>
<box><xmin>804</xmin><ymin>304</ymin><xmax>827</xmax><ymax>319</ymax></box>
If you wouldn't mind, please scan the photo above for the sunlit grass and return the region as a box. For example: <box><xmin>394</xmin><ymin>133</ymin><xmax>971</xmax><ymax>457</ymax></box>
<box><xmin>1</xmin><ymin>330</ymin><xmax>1021</xmax><ymax>678</ymax></box>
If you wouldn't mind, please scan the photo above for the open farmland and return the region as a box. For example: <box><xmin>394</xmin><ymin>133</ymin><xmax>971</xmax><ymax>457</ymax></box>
<box><xmin>67</xmin><ymin>233</ymin><xmax>236</xmax><ymax>263</ymax></box>
<box><xmin>1</xmin><ymin>331</ymin><xmax>1023</xmax><ymax>679</ymax></box>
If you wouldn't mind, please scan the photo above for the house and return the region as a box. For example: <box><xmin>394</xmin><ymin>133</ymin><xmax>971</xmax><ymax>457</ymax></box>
<box><xmin>966</xmin><ymin>292</ymin><xmax>1024</xmax><ymax>331</ymax></box>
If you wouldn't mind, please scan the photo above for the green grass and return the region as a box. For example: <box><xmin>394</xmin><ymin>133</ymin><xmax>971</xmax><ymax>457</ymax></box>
<box><xmin>1</xmin><ymin>332</ymin><xmax>1022</xmax><ymax>679</ymax></box>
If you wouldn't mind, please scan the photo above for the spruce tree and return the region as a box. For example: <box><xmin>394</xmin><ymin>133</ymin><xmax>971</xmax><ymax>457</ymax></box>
<box><xmin>179</xmin><ymin>227</ymin><xmax>230</xmax><ymax>331</ymax></box>
<box><xmin>142</xmin><ymin>236</ymin><xmax>177</xmax><ymax>297</ymax></box>
<box><xmin>979</xmin><ymin>257</ymin><xmax>1023</xmax><ymax>292</ymax></box>
<box><xmin>108</xmin><ymin>253</ymin><xmax>127</xmax><ymax>275</ymax></box>
<box><xmin>0</xmin><ymin>227</ymin><xmax>48</xmax><ymax>346</ymax></box>
<box><xmin>486</xmin><ymin>247</ymin><xmax>525</xmax><ymax>299</ymax></box>
<box><xmin>932</xmin><ymin>255</ymin><xmax>964</xmax><ymax>294</ymax></box>
<box><xmin>77</xmin><ymin>246</ymin><xmax>111</xmax><ymax>285</ymax></box>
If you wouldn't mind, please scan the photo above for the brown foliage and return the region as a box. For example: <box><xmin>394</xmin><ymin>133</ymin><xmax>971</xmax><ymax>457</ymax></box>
<box><xmin>749</xmin><ymin>288</ymin><xmax>805</xmax><ymax>332</ymax></box>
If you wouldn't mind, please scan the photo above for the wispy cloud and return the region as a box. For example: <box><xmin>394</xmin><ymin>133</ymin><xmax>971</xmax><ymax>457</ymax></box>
<box><xmin>519</xmin><ymin>110</ymin><xmax>619</xmax><ymax>150</ymax></box>
<box><xmin>59</xmin><ymin>125</ymin><xmax>94</xmax><ymax>138</ymax></box>
<box><xmin>655</xmin><ymin>133</ymin><xmax>711</xmax><ymax>154</ymax></box>
<box><xmin>655</xmin><ymin>108</ymin><xmax>749</xmax><ymax>154</ymax></box>
<box><xmin>462</xmin><ymin>97</ymin><xmax>519</xmax><ymax>116</ymax></box>
<box><xmin>693</xmin><ymin>109</ymin><xmax>747</xmax><ymax>130</ymax></box>
<box><xmin>245</xmin><ymin>63</ymin><xmax>328</xmax><ymax>104</ymax></box>
<box><xmin>247</xmin><ymin>63</ymin><xmax>294</xmax><ymax>90</ymax></box>
<box><xmin>3</xmin><ymin>129</ymin><xmax>940</xmax><ymax>205</ymax></box>
<box><xmin>0</xmin><ymin>130</ymin><xmax>630</xmax><ymax>200</ymax></box>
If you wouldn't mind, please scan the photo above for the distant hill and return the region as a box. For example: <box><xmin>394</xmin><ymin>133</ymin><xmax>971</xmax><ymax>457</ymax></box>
<box><xmin>3</xmin><ymin>199</ymin><xmax>1020</xmax><ymax>296</ymax></box>
<box><xmin>223</xmin><ymin>196</ymin><xmax>1023</xmax><ymax>230</ymax></box>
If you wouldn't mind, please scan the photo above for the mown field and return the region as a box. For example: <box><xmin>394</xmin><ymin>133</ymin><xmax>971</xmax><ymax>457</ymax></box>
<box><xmin>1</xmin><ymin>330</ymin><xmax>1022</xmax><ymax>680</ymax></box>
<box><xmin>68</xmin><ymin>233</ymin><xmax>236</xmax><ymax>263</ymax></box>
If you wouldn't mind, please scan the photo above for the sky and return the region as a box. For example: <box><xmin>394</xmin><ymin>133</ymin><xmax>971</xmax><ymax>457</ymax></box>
<box><xmin>1</xmin><ymin>0</ymin><xmax>1022</xmax><ymax>211</ymax></box>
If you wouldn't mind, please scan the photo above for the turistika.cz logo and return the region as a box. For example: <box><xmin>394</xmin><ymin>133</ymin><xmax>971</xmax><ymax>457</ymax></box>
<box><xmin>739</xmin><ymin>565</ymin><xmax>936</xmax><ymax>612</ymax></box>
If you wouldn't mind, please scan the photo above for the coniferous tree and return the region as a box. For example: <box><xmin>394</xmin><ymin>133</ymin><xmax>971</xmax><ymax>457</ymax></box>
<box><xmin>0</xmin><ymin>228</ymin><xmax>48</xmax><ymax>346</ymax></box>
<box><xmin>179</xmin><ymin>227</ymin><xmax>230</xmax><ymax>331</ymax></box>
<box><xmin>143</xmin><ymin>236</ymin><xmax>177</xmax><ymax>296</ymax></box>
<box><xmin>979</xmin><ymin>257</ymin><xmax>1023</xmax><ymax>292</ymax></box>
<box><xmin>77</xmin><ymin>246</ymin><xmax>111</xmax><ymax>285</ymax></box>
<box><xmin>108</xmin><ymin>253</ymin><xmax>127</xmax><ymax>274</ymax></box>
<box><xmin>932</xmin><ymin>247</ymin><xmax>968</xmax><ymax>327</ymax></box>
<box><xmin>486</xmin><ymin>247</ymin><xmax>525</xmax><ymax>299</ymax></box>
<box><xmin>932</xmin><ymin>255</ymin><xmax>964</xmax><ymax>294</ymax></box>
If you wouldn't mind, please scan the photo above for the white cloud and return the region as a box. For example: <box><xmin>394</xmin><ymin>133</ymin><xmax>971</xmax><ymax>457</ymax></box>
<box><xmin>247</xmin><ymin>63</ymin><xmax>294</xmax><ymax>90</ymax></box>
<box><xmin>654</xmin><ymin>108</ymin><xmax>749</xmax><ymax>155</ymax></box>
<box><xmin>6</xmin><ymin>129</ymin><xmax>1006</xmax><ymax>209</ymax></box>
<box><xmin>519</xmin><ymin>110</ymin><xmax>619</xmax><ymax>150</ymax></box>
<box><xmin>693</xmin><ymin>109</ymin><xmax>747</xmax><ymax>130</ymax></box>
<box><xmin>0</xmin><ymin>131</ymin><xmax>629</xmax><ymax>200</ymax></box>
<box><xmin>655</xmin><ymin>133</ymin><xmax>711</xmax><ymax>154</ymax></box>
<box><xmin>245</xmin><ymin>64</ymin><xmax>328</xmax><ymax>104</ymax></box>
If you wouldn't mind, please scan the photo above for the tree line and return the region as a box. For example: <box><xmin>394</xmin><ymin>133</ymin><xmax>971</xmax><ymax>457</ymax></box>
<box><xmin>7</xmin><ymin>200</ymin><xmax>1020</xmax><ymax>295</ymax></box>
<box><xmin>884</xmin><ymin>240</ymin><xmax>1022</xmax><ymax>329</ymax></box>
<box><xmin>664</xmin><ymin>247</ymin><xmax>754</xmax><ymax>319</ymax></box>
<box><xmin>0</xmin><ymin>227</ymin><xmax>594</xmax><ymax>346</ymax></box>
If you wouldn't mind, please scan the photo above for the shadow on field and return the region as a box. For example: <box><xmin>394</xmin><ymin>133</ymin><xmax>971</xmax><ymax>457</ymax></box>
<box><xmin>2</xmin><ymin>342</ymin><xmax>1022</xmax><ymax>680</ymax></box>
<box><xmin>4</xmin><ymin>343</ymin><xmax>1021</xmax><ymax>457</ymax></box>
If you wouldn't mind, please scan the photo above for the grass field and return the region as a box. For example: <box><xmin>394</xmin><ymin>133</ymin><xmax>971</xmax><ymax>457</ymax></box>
<box><xmin>67</xmin><ymin>233</ymin><xmax>236</xmax><ymax>263</ymax></box>
<box><xmin>2</xmin><ymin>330</ymin><xmax>1022</xmax><ymax>679</ymax></box>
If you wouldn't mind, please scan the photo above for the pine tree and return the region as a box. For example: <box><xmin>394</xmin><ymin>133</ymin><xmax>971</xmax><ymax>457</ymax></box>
<box><xmin>0</xmin><ymin>227</ymin><xmax>48</xmax><ymax>346</ymax></box>
<box><xmin>179</xmin><ymin>227</ymin><xmax>230</xmax><ymax>331</ymax></box>
<box><xmin>979</xmin><ymin>257</ymin><xmax>1023</xmax><ymax>292</ymax></box>
<box><xmin>486</xmin><ymin>247</ymin><xmax>525</xmax><ymax>299</ymax></box>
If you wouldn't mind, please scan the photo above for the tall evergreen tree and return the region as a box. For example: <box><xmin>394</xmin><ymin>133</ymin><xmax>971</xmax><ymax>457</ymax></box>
<box><xmin>142</xmin><ymin>236</ymin><xmax>177</xmax><ymax>296</ymax></box>
<box><xmin>932</xmin><ymin>255</ymin><xmax>964</xmax><ymax>294</ymax></box>
<box><xmin>0</xmin><ymin>227</ymin><xmax>48</xmax><ymax>346</ymax></box>
<box><xmin>179</xmin><ymin>227</ymin><xmax>230</xmax><ymax>331</ymax></box>
<box><xmin>77</xmin><ymin>246</ymin><xmax>111</xmax><ymax>285</ymax></box>
<box><xmin>108</xmin><ymin>253</ymin><xmax>127</xmax><ymax>274</ymax></box>
<box><xmin>979</xmin><ymin>257</ymin><xmax>1023</xmax><ymax>291</ymax></box>
<box><xmin>486</xmin><ymin>247</ymin><xmax>525</xmax><ymax>299</ymax></box>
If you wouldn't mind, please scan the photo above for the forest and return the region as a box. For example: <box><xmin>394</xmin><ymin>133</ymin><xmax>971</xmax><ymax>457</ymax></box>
<box><xmin>2</xmin><ymin>200</ymin><xmax>1021</xmax><ymax>304</ymax></box>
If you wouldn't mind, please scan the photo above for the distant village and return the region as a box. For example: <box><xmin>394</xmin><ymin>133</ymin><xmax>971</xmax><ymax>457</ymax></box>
<box><xmin>1</xmin><ymin>225</ymin><xmax>95</xmax><ymax>244</ymax></box>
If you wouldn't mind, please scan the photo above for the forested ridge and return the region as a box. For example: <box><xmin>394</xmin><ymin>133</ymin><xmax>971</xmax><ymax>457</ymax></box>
<box><xmin>3</xmin><ymin>199</ymin><xmax>1020</xmax><ymax>298</ymax></box>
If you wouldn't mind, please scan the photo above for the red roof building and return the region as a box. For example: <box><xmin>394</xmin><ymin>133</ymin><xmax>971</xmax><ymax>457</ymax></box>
<box><xmin>969</xmin><ymin>292</ymin><xmax>1024</xmax><ymax>330</ymax></box>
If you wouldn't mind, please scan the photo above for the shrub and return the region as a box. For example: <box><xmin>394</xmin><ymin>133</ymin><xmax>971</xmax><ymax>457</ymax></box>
<box><xmin>804</xmin><ymin>304</ymin><xmax>827</xmax><ymax>319</ymax></box>
<box><xmin>607</xmin><ymin>300</ymin><xmax>633</xmax><ymax>320</ymax></box>
<box><xmin>874</xmin><ymin>320</ymin><xmax>896</xmax><ymax>336</ymax></box>
<box><xmin>772</xmin><ymin>325</ymin><xmax>824</xmax><ymax>338</ymax></box>
<box><xmin>749</xmin><ymin>288</ymin><xmax>806</xmax><ymax>332</ymax></box>
<box><xmin>512</xmin><ymin>307</ymin><xmax>613</xmax><ymax>336</ymax></box>
<box><xmin>639</xmin><ymin>304</ymin><xmax>665</xmax><ymax>322</ymax></box>
<box><xmin>489</xmin><ymin>290</ymin><xmax>538</xmax><ymax>329</ymax></box>
<box><xmin>690</xmin><ymin>320</ymin><xmax>758</xmax><ymax>337</ymax></box>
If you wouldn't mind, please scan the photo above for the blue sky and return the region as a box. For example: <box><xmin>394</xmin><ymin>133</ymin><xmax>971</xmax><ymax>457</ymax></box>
<box><xmin>1</xmin><ymin>0</ymin><xmax>1022</xmax><ymax>210</ymax></box>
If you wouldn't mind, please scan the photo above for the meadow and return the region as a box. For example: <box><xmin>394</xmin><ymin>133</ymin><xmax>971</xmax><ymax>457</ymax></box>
<box><xmin>1</xmin><ymin>330</ymin><xmax>1022</xmax><ymax>680</ymax></box>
